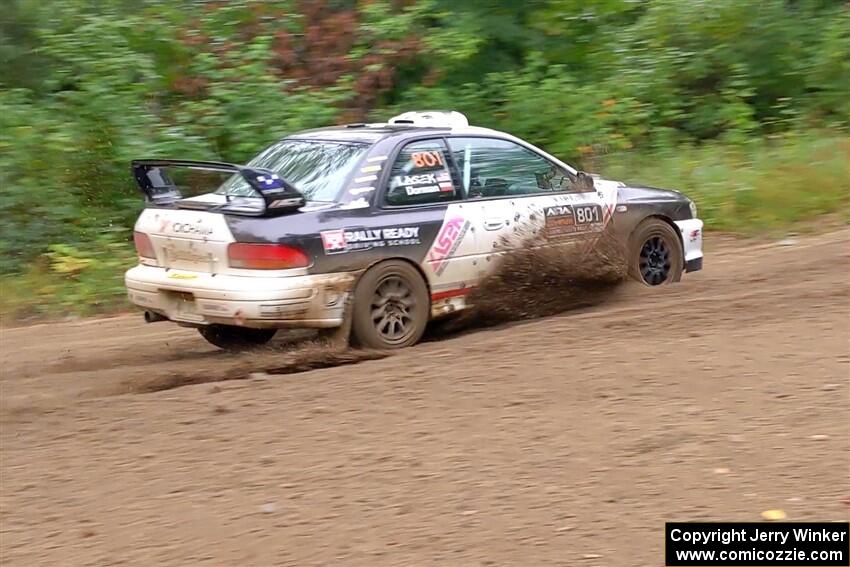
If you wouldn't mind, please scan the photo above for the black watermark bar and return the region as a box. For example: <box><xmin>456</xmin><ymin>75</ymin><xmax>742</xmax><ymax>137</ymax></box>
<box><xmin>666</xmin><ymin>522</ymin><xmax>849</xmax><ymax>566</ymax></box>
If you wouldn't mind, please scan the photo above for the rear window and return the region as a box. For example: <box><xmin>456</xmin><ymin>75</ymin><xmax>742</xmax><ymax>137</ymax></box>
<box><xmin>216</xmin><ymin>140</ymin><xmax>369</xmax><ymax>202</ymax></box>
<box><xmin>385</xmin><ymin>139</ymin><xmax>458</xmax><ymax>206</ymax></box>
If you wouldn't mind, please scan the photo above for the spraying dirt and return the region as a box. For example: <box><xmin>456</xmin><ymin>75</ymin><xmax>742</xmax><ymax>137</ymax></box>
<box><xmin>459</xmin><ymin>233</ymin><xmax>629</xmax><ymax>327</ymax></box>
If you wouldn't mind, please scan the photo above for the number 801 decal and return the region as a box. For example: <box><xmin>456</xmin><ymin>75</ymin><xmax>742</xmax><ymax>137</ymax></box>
<box><xmin>410</xmin><ymin>151</ymin><xmax>445</xmax><ymax>168</ymax></box>
<box><xmin>573</xmin><ymin>204</ymin><xmax>602</xmax><ymax>224</ymax></box>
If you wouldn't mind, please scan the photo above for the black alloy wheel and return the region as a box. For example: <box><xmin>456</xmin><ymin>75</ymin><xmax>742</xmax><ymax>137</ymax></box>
<box><xmin>629</xmin><ymin>219</ymin><xmax>683</xmax><ymax>286</ymax></box>
<box><xmin>351</xmin><ymin>260</ymin><xmax>429</xmax><ymax>349</ymax></box>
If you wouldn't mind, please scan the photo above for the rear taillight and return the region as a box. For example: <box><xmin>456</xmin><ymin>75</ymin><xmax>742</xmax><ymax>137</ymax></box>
<box><xmin>227</xmin><ymin>243</ymin><xmax>310</xmax><ymax>270</ymax></box>
<box><xmin>133</xmin><ymin>231</ymin><xmax>156</xmax><ymax>259</ymax></box>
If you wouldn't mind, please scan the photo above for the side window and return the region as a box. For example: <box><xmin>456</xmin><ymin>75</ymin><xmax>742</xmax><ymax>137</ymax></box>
<box><xmin>446</xmin><ymin>137</ymin><xmax>576</xmax><ymax>197</ymax></box>
<box><xmin>385</xmin><ymin>139</ymin><xmax>458</xmax><ymax>206</ymax></box>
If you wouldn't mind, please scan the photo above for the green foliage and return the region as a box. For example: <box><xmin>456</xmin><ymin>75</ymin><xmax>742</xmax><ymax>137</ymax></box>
<box><xmin>0</xmin><ymin>235</ymin><xmax>136</xmax><ymax>320</ymax></box>
<box><xmin>0</xmin><ymin>0</ymin><xmax>848</xmax><ymax>319</ymax></box>
<box><xmin>596</xmin><ymin>133</ymin><xmax>850</xmax><ymax>232</ymax></box>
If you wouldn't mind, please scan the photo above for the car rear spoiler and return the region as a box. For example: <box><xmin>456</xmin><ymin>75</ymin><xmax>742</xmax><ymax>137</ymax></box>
<box><xmin>131</xmin><ymin>159</ymin><xmax>305</xmax><ymax>216</ymax></box>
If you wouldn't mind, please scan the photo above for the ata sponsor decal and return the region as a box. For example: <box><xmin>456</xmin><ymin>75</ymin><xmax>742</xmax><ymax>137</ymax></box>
<box><xmin>544</xmin><ymin>204</ymin><xmax>603</xmax><ymax>239</ymax></box>
<box><xmin>428</xmin><ymin>216</ymin><xmax>470</xmax><ymax>275</ymax></box>
<box><xmin>320</xmin><ymin>226</ymin><xmax>421</xmax><ymax>254</ymax></box>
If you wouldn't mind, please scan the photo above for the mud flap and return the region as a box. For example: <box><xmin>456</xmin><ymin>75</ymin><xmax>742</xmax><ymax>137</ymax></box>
<box><xmin>321</xmin><ymin>292</ymin><xmax>354</xmax><ymax>349</ymax></box>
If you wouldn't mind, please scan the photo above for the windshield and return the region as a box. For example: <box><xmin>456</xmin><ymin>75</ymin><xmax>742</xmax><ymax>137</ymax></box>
<box><xmin>216</xmin><ymin>140</ymin><xmax>369</xmax><ymax>202</ymax></box>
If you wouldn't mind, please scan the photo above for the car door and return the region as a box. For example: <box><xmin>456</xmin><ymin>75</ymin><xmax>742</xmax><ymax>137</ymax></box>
<box><xmin>444</xmin><ymin>136</ymin><xmax>608</xmax><ymax>276</ymax></box>
<box><xmin>380</xmin><ymin>138</ymin><xmax>479</xmax><ymax>305</ymax></box>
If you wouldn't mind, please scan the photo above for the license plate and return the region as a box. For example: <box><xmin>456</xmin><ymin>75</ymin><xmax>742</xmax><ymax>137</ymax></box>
<box><xmin>169</xmin><ymin>291</ymin><xmax>202</xmax><ymax>321</ymax></box>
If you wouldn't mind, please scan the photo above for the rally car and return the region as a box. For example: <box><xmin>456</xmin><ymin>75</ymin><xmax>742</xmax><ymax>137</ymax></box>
<box><xmin>126</xmin><ymin>110</ymin><xmax>703</xmax><ymax>350</ymax></box>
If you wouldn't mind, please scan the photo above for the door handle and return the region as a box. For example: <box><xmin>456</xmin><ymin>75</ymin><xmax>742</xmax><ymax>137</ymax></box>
<box><xmin>483</xmin><ymin>219</ymin><xmax>505</xmax><ymax>231</ymax></box>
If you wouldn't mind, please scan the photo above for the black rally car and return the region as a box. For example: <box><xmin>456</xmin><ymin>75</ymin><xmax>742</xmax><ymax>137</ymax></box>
<box><xmin>126</xmin><ymin>110</ymin><xmax>703</xmax><ymax>350</ymax></box>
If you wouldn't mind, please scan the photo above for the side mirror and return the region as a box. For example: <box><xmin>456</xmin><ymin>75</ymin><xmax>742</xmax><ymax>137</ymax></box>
<box><xmin>576</xmin><ymin>171</ymin><xmax>595</xmax><ymax>192</ymax></box>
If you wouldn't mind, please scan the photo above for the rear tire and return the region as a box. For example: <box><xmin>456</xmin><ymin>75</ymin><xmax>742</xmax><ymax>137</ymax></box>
<box><xmin>351</xmin><ymin>261</ymin><xmax>429</xmax><ymax>349</ymax></box>
<box><xmin>629</xmin><ymin>218</ymin><xmax>683</xmax><ymax>285</ymax></box>
<box><xmin>198</xmin><ymin>325</ymin><xmax>276</xmax><ymax>351</ymax></box>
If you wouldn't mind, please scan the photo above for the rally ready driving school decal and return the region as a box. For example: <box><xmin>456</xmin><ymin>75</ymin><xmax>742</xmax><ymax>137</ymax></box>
<box><xmin>320</xmin><ymin>226</ymin><xmax>421</xmax><ymax>255</ymax></box>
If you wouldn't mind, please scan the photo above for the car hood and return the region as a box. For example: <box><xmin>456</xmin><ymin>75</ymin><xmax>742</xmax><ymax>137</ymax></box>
<box><xmin>599</xmin><ymin>178</ymin><xmax>689</xmax><ymax>203</ymax></box>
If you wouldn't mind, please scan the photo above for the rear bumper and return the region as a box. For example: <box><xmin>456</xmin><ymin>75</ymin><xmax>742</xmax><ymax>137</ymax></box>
<box><xmin>674</xmin><ymin>218</ymin><xmax>704</xmax><ymax>273</ymax></box>
<box><xmin>125</xmin><ymin>265</ymin><xmax>358</xmax><ymax>329</ymax></box>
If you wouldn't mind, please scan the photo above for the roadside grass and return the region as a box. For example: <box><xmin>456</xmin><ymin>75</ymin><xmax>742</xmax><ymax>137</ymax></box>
<box><xmin>595</xmin><ymin>132</ymin><xmax>850</xmax><ymax>233</ymax></box>
<box><xmin>0</xmin><ymin>242</ymin><xmax>135</xmax><ymax>323</ymax></box>
<box><xmin>1</xmin><ymin>132</ymin><xmax>848</xmax><ymax>322</ymax></box>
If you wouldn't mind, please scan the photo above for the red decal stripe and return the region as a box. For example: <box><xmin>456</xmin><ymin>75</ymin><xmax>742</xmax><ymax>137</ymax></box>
<box><xmin>431</xmin><ymin>287</ymin><xmax>473</xmax><ymax>302</ymax></box>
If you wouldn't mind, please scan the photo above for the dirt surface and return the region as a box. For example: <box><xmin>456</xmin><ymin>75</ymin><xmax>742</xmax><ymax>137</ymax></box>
<box><xmin>1</xmin><ymin>230</ymin><xmax>848</xmax><ymax>566</ymax></box>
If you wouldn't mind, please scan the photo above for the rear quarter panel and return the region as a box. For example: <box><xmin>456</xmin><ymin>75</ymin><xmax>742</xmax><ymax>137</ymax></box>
<box><xmin>225</xmin><ymin>205</ymin><xmax>448</xmax><ymax>277</ymax></box>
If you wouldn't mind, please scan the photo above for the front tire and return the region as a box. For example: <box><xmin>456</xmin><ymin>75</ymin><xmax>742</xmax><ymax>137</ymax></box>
<box><xmin>198</xmin><ymin>325</ymin><xmax>276</xmax><ymax>351</ymax></box>
<box><xmin>351</xmin><ymin>260</ymin><xmax>429</xmax><ymax>349</ymax></box>
<box><xmin>629</xmin><ymin>218</ymin><xmax>683</xmax><ymax>285</ymax></box>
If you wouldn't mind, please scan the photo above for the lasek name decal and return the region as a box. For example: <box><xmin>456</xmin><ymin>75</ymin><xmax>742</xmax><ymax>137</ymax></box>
<box><xmin>321</xmin><ymin>226</ymin><xmax>421</xmax><ymax>254</ymax></box>
<box><xmin>544</xmin><ymin>204</ymin><xmax>603</xmax><ymax>238</ymax></box>
<box><xmin>396</xmin><ymin>171</ymin><xmax>453</xmax><ymax>196</ymax></box>
<box><xmin>428</xmin><ymin>216</ymin><xmax>470</xmax><ymax>275</ymax></box>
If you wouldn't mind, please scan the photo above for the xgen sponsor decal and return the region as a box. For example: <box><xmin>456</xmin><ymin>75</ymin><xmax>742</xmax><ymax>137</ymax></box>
<box><xmin>320</xmin><ymin>226</ymin><xmax>421</xmax><ymax>254</ymax></box>
<box><xmin>427</xmin><ymin>216</ymin><xmax>470</xmax><ymax>275</ymax></box>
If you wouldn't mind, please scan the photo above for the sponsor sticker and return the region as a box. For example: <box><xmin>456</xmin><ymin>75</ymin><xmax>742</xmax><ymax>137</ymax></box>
<box><xmin>268</xmin><ymin>197</ymin><xmax>302</xmax><ymax>208</ymax></box>
<box><xmin>544</xmin><ymin>204</ymin><xmax>603</xmax><ymax>239</ymax></box>
<box><xmin>360</xmin><ymin>164</ymin><xmax>382</xmax><ymax>173</ymax></box>
<box><xmin>406</xmin><ymin>185</ymin><xmax>441</xmax><ymax>196</ymax></box>
<box><xmin>428</xmin><ymin>216</ymin><xmax>470</xmax><ymax>275</ymax></box>
<box><xmin>320</xmin><ymin>229</ymin><xmax>348</xmax><ymax>254</ymax></box>
<box><xmin>169</xmin><ymin>221</ymin><xmax>213</xmax><ymax>236</ymax></box>
<box><xmin>435</xmin><ymin>170</ymin><xmax>453</xmax><ymax>192</ymax></box>
<box><xmin>399</xmin><ymin>173</ymin><xmax>437</xmax><ymax>185</ymax></box>
<box><xmin>395</xmin><ymin>172</ymin><xmax>454</xmax><ymax>196</ymax></box>
<box><xmin>321</xmin><ymin>226</ymin><xmax>421</xmax><ymax>254</ymax></box>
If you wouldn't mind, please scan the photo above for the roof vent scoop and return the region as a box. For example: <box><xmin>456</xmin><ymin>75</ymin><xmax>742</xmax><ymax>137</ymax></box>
<box><xmin>388</xmin><ymin>110</ymin><xmax>469</xmax><ymax>128</ymax></box>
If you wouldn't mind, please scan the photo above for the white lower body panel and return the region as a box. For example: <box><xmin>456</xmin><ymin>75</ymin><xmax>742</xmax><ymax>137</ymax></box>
<box><xmin>674</xmin><ymin>218</ymin><xmax>704</xmax><ymax>271</ymax></box>
<box><xmin>125</xmin><ymin>265</ymin><xmax>358</xmax><ymax>328</ymax></box>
